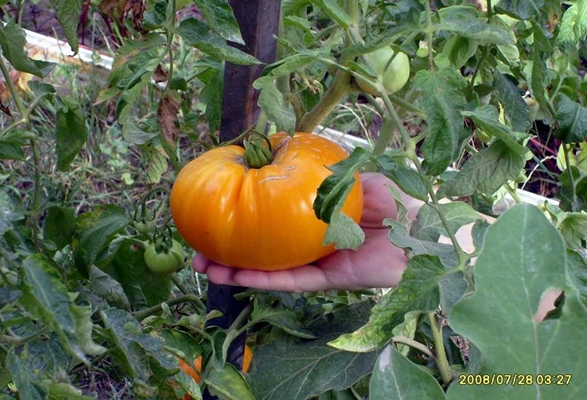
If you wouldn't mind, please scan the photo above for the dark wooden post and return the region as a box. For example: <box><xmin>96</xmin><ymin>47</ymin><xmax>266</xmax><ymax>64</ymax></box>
<box><xmin>203</xmin><ymin>1</ymin><xmax>281</xmax><ymax>399</ymax></box>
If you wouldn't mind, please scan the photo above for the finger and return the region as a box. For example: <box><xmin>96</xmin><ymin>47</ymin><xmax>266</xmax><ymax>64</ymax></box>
<box><xmin>192</xmin><ymin>254</ymin><xmax>212</xmax><ymax>273</ymax></box>
<box><xmin>205</xmin><ymin>265</ymin><xmax>239</xmax><ymax>286</ymax></box>
<box><xmin>231</xmin><ymin>265</ymin><xmax>331</xmax><ymax>292</ymax></box>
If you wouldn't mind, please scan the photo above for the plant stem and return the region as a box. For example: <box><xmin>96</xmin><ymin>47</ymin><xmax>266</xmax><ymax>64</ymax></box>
<box><xmin>393</xmin><ymin>335</ymin><xmax>434</xmax><ymax>358</ymax></box>
<box><xmin>133</xmin><ymin>294</ymin><xmax>206</xmax><ymax>320</ymax></box>
<box><xmin>562</xmin><ymin>143</ymin><xmax>579</xmax><ymax>211</ymax></box>
<box><xmin>424</xmin><ymin>0</ymin><xmax>435</xmax><ymax>70</ymax></box>
<box><xmin>296</xmin><ymin>69</ymin><xmax>351</xmax><ymax>132</ymax></box>
<box><xmin>428</xmin><ymin>312</ymin><xmax>453</xmax><ymax>385</ymax></box>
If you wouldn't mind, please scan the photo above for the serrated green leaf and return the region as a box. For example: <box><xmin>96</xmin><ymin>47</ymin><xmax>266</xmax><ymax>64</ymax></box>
<box><xmin>370</xmin><ymin>345</ymin><xmax>446</xmax><ymax>400</ymax></box>
<box><xmin>55</xmin><ymin>96</ymin><xmax>88</xmax><ymax>171</ymax></box>
<box><xmin>206</xmin><ymin>363</ymin><xmax>256</xmax><ymax>400</ymax></box>
<box><xmin>436</xmin><ymin>8</ymin><xmax>516</xmax><ymax>46</ymax></box>
<box><xmin>51</xmin><ymin>0</ymin><xmax>82</xmax><ymax>54</ymax></box>
<box><xmin>495</xmin><ymin>0</ymin><xmax>544</xmax><ymax>20</ymax></box>
<box><xmin>555</xmin><ymin>94</ymin><xmax>587</xmax><ymax>143</ymax></box>
<box><xmin>73</xmin><ymin>205</ymin><xmax>130</xmax><ymax>278</ymax></box>
<box><xmin>194</xmin><ymin>0</ymin><xmax>244</xmax><ymax>44</ymax></box>
<box><xmin>309</xmin><ymin>0</ymin><xmax>351</xmax><ymax>29</ymax></box>
<box><xmin>263</xmin><ymin>50</ymin><xmax>323</xmax><ymax>77</ymax></box>
<box><xmin>555</xmin><ymin>1</ymin><xmax>587</xmax><ymax>51</ymax></box>
<box><xmin>43</xmin><ymin>206</ymin><xmax>75</xmax><ymax>251</ymax></box>
<box><xmin>251</xmin><ymin>300</ymin><xmax>316</xmax><ymax>339</ymax></box>
<box><xmin>559</xmin><ymin>212</ymin><xmax>587</xmax><ymax>249</ymax></box>
<box><xmin>248</xmin><ymin>302</ymin><xmax>378</xmax><ymax>400</ymax></box>
<box><xmin>176</xmin><ymin>18</ymin><xmax>260</xmax><ymax>65</ymax></box>
<box><xmin>100</xmin><ymin>308</ymin><xmax>176</xmax><ymax>382</ymax></box>
<box><xmin>462</xmin><ymin>105</ymin><xmax>529</xmax><ymax>154</ymax></box>
<box><xmin>414</xmin><ymin>68</ymin><xmax>470</xmax><ymax>176</ymax></box>
<box><xmin>6</xmin><ymin>347</ymin><xmax>45</xmax><ymax>400</ymax></box>
<box><xmin>314</xmin><ymin>147</ymin><xmax>371</xmax><ymax>223</ymax></box>
<box><xmin>376</xmin><ymin>156</ymin><xmax>430</xmax><ymax>202</ymax></box>
<box><xmin>411</xmin><ymin>202</ymin><xmax>480</xmax><ymax>242</ymax></box>
<box><xmin>145</xmin><ymin>145</ymin><xmax>168</xmax><ymax>185</ymax></box>
<box><xmin>101</xmin><ymin>239</ymin><xmax>173</xmax><ymax>308</ymax></box>
<box><xmin>255</xmin><ymin>77</ymin><xmax>296</xmax><ymax>134</ymax></box>
<box><xmin>566</xmin><ymin>250</ymin><xmax>587</xmax><ymax>309</ymax></box>
<box><xmin>493</xmin><ymin>71</ymin><xmax>530</xmax><ymax>133</ymax></box>
<box><xmin>0</xmin><ymin>189</ymin><xmax>24</xmax><ymax>235</ymax></box>
<box><xmin>443</xmin><ymin>36</ymin><xmax>478</xmax><ymax>69</ymax></box>
<box><xmin>448</xmin><ymin>204</ymin><xmax>587</xmax><ymax>399</ymax></box>
<box><xmin>88</xmin><ymin>265</ymin><xmax>130</xmax><ymax>310</ymax></box>
<box><xmin>386</xmin><ymin>219</ymin><xmax>459</xmax><ymax>268</ymax></box>
<box><xmin>323</xmin><ymin>211</ymin><xmax>365</xmax><ymax>250</ymax></box>
<box><xmin>328</xmin><ymin>255</ymin><xmax>445</xmax><ymax>352</ymax></box>
<box><xmin>200</xmin><ymin>69</ymin><xmax>223</xmax><ymax>133</ymax></box>
<box><xmin>20</xmin><ymin>254</ymin><xmax>106</xmax><ymax>363</ymax></box>
<box><xmin>440</xmin><ymin>141</ymin><xmax>526</xmax><ymax>197</ymax></box>
<box><xmin>0</xmin><ymin>21</ymin><xmax>54</xmax><ymax>77</ymax></box>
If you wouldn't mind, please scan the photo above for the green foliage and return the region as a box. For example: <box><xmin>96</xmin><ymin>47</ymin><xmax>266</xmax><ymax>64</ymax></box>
<box><xmin>1</xmin><ymin>0</ymin><xmax>587</xmax><ymax>399</ymax></box>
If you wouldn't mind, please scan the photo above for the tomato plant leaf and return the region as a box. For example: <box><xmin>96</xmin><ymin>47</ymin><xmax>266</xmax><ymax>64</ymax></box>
<box><xmin>411</xmin><ymin>202</ymin><xmax>480</xmax><ymax>243</ymax></box>
<box><xmin>386</xmin><ymin>220</ymin><xmax>459</xmax><ymax>268</ymax></box>
<box><xmin>55</xmin><ymin>95</ymin><xmax>88</xmax><ymax>171</ymax></box>
<box><xmin>567</xmin><ymin>250</ymin><xmax>587</xmax><ymax>310</ymax></box>
<box><xmin>206</xmin><ymin>363</ymin><xmax>256</xmax><ymax>400</ymax></box>
<box><xmin>323</xmin><ymin>211</ymin><xmax>365</xmax><ymax>250</ymax></box>
<box><xmin>309</xmin><ymin>0</ymin><xmax>351</xmax><ymax>29</ymax></box>
<box><xmin>194</xmin><ymin>0</ymin><xmax>244</xmax><ymax>44</ymax></box>
<box><xmin>462</xmin><ymin>105</ymin><xmax>529</xmax><ymax>155</ymax></box>
<box><xmin>100</xmin><ymin>308</ymin><xmax>177</xmax><ymax>381</ymax></box>
<box><xmin>144</xmin><ymin>144</ymin><xmax>168</xmax><ymax>185</ymax></box>
<box><xmin>87</xmin><ymin>265</ymin><xmax>131</xmax><ymax>310</ymax></box>
<box><xmin>314</xmin><ymin>146</ymin><xmax>370</xmax><ymax>222</ymax></box>
<box><xmin>43</xmin><ymin>206</ymin><xmax>75</xmax><ymax>251</ymax></box>
<box><xmin>255</xmin><ymin>77</ymin><xmax>296</xmax><ymax>134</ymax></box>
<box><xmin>439</xmin><ymin>141</ymin><xmax>526</xmax><ymax>197</ymax></box>
<box><xmin>495</xmin><ymin>0</ymin><xmax>543</xmax><ymax>20</ymax></box>
<box><xmin>248</xmin><ymin>302</ymin><xmax>378</xmax><ymax>400</ymax></box>
<box><xmin>436</xmin><ymin>7</ymin><xmax>516</xmax><ymax>46</ymax></box>
<box><xmin>6</xmin><ymin>347</ymin><xmax>47</xmax><ymax>400</ymax></box>
<box><xmin>101</xmin><ymin>239</ymin><xmax>173</xmax><ymax>308</ymax></box>
<box><xmin>447</xmin><ymin>204</ymin><xmax>587</xmax><ymax>399</ymax></box>
<box><xmin>555</xmin><ymin>94</ymin><xmax>587</xmax><ymax>143</ymax></box>
<box><xmin>328</xmin><ymin>255</ymin><xmax>445</xmax><ymax>352</ymax></box>
<box><xmin>176</xmin><ymin>18</ymin><xmax>261</xmax><ymax>65</ymax></box>
<box><xmin>493</xmin><ymin>71</ymin><xmax>530</xmax><ymax>133</ymax></box>
<box><xmin>0</xmin><ymin>189</ymin><xmax>24</xmax><ymax>235</ymax></box>
<box><xmin>251</xmin><ymin>297</ymin><xmax>316</xmax><ymax>339</ymax></box>
<box><xmin>199</xmin><ymin>69</ymin><xmax>224</xmax><ymax>133</ymax></box>
<box><xmin>0</xmin><ymin>21</ymin><xmax>54</xmax><ymax>77</ymax></box>
<box><xmin>414</xmin><ymin>68</ymin><xmax>470</xmax><ymax>176</ymax></box>
<box><xmin>555</xmin><ymin>1</ymin><xmax>587</xmax><ymax>51</ymax></box>
<box><xmin>20</xmin><ymin>254</ymin><xmax>106</xmax><ymax>363</ymax></box>
<box><xmin>376</xmin><ymin>154</ymin><xmax>430</xmax><ymax>201</ymax></box>
<box><xmin>73</xmin><ymin>205</ymin><xmax>130</xmax><ymax>278</ymax></box>
<box><xmin>559</xmin><ymin>212</ymin><xmax>587</xmax><ymax>249</ymax></box>
<box><xmin>369</xmin><ymin>345</ymin><xmax>446</xmax><ymax>400</ymax></box>
<box><xmin>51</xmin><ymin>0</ymin><xmax>82</xmax><ymax>54</ymax></box>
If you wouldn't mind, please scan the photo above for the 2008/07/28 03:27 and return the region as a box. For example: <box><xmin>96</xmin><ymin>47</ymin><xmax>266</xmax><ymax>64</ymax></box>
<box><xmin>458</xmin><ymin>373</ymin><xmax>572</xmax><ymax>386</ymax></box>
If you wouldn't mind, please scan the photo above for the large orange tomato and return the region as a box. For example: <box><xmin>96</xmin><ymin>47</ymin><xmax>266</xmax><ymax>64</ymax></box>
<box><xmin>170</xmin><ymin>132</ymin><xmax>363</xmax><ymax>271</ymax></box>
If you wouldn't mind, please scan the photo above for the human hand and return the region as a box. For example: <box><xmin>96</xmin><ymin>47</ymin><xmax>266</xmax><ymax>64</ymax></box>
<box><xmin>193</xmin><ymin>172</ymin><xmax>422</xmax><ymax>292</ymax></box>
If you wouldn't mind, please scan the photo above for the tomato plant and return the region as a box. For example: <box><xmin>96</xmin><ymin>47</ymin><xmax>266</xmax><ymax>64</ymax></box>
<box><xmin>170</xmin><ymin>132</ymin><xmax>363</xmax><ymax>271</ymax></box>
<box><xmin>1</xmin><ymin>0</ymin><xmax>587</xmax><ymax>399</ymax></box>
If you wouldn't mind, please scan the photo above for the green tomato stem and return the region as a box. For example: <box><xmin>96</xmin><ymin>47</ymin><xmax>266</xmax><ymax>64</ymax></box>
<box><xmin>428</xmin><ymin>312</ymin><xmax>453</xmax><ymax>385</ymax></box>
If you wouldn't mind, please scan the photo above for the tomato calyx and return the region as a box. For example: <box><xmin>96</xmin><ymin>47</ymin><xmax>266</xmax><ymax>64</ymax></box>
<box><xmin>242</xmin><ymin>134</ymin><xmax>273</xmax><ymax>168</ymax></box>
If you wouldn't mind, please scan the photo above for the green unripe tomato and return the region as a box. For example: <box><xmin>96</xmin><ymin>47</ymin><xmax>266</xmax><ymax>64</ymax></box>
<box><xmin>356</xmin><ymin>47</ymin><xmax>410</xmax><ymax>95</ymax></box>
<box><xmin>144</xmin><ymin>239</ymin><xmax>185</xmax><ymax>274</ymax></box>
